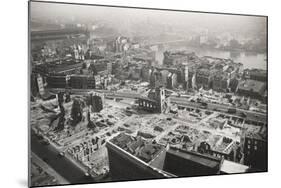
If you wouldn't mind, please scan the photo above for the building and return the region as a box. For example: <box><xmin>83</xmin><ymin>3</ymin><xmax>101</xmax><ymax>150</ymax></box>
<box><xmin>212</xmin><ymin>72</ymin><xmax>230</xmax><ymax>92</ymax></box>
<box><xmin>31</xmin><ymin>73</ymin><xmax>45</xmax><ymax>96</ymax></box>
<box><xmin>94</xmin><ymin>75</ymin><xmax>101</xmax><ymax>86</ymax></box>
<box><xmin>105</xmin><ymin>36</ymin><xmax>130</xmax><ymax>53</ymax></box>
<box><xmin>115</xmin><ymin>36</ymin><xmax>130</xmax><ymax>53</ymax></box>
<box><xmin>106</xmin><ymin>133</ymin><xmax>172</xmax><ymax>181</ymax></box>
<box><xmin>85</xmin><ymin>48</ymin><xmax>104</xmax><ymax>60</ymax></box>
<box><xmin>237</xmin><ymin>79</ymin><xmax>266</xmax><ymax>99</ymax></box>
<box><xmin>197</xmin><ymin>138</ymin><xmax>236</xmax><ymax>161</ymax></box>
<box><xmin>107</xmin><ymin>133</ymin><xmax>250</xmax><ymax>181</ymax></box>
<box><xmin>167</xmin><ymin>73</ymin><xmax>178</xmax><ymax>89</ymax></box>
<box><xmin>129</xmin><ymin>66</ymin><xmax>142</xmax><ymax>80</ymax></box>
<box><xmin>137</xmin><ymin>97</ymin><xmax>159</xmax><ymax>113</ymax></box>
<box><xmin>186</xmin><ymin>67</ymin><xmax>197</xmax><ymax>90</ymax></box>
<box><xmin>107</xmin><ymin>62</ymin><xmax>113</xmax><ymax>74</ymax></box>
<box><xmin>163</xmin><ymin>51</ymin><xmax>197</xmax><ymax>67</ymax></box>
<box><xmin>225</xmin><ymin>65</ymin><xmax>237</xmax><ymax>79</ymax></box>
<box><xmin>196</xmin><ymin>68</ymin><xmax>215</xmax><ymax>90</ymax></box>
<box><xmin>160</xmin><ymin>70</ymin><xmax>170</xmax><ymax>87</ymax></box>
<box><xmin>162</xmin><ymin>147</ymin><xmax>222</xmax><ymax>177</ymax></box>
<box><xmin>243</xmin><ymin>132</ymin><xmax>267</xmax><ymax>171</ymax></box>
<box><xmin>36</xmin><ymin>74</ymin><xmax>45</xmax><ymax>95</ymax></box>
<box><xmin>33</xmin><ymin>60</ymin><xmax>84</xmax><ymax>76</ymax></box>
<box><xmin>107</xmin><ymin>134</ymin><xmax>235</xmax><ymax>179</ymax></box>
<box><xmin>46</xmin><ymin>75</ymin><xmax>67</xmax><ymax>88</ymax></box>
<box><xmin>151</xmin><ymin>70</ymin><xmax>163</xmax><ymax>88</ymax></box>
<box><xmin>46</xmin><ymin>71</ymin><xmax>96</xmax><ymax>90</ymax></box>
<box><xmin>141</xmin><ymin>66</ymin><xmax>152</xmax><ymax>82</ymax></box>
<box><xmin>128</xmin><ymin>48</ymin><xmax>156</xmax><ymax>63</ymax></box>
<box><xmin>229</xmin><ymin>77</ymin><xmax>239</xmax><ymax>92</ymax></box>
<box><xmin>88</xmin><ymin>60</ymin><xmax>108</xmax><ymax>74</ymax></box>
<box><xmin>89</xmin><ymin>93</ymin><xmax>103</xmax><ymax>112</ymax></box>
<box><xmin>138</xmin><ymin>87</ymin><xmax>168</xmax><ymax>113</ymax></box>
<box><xmin>69</xmin><ymin>75</ymin><xmax>95</xmax><ymax>89</ymax></box>
<box><xmin>184</xmin><ymin>65</ymin><xmax>189</xmax><ymax>88</ymax></box>
<box><xmin>150</xmin><ymin>68</ymin><xmax>179</xmax><ymax>88</ymax></box>
<box><xmin>154</xmin><ymin>87</ymin><xmax>168</xmax><ymax>113</ymax></box>
<box><xmin>245</xmin><ymin>69</ymin><xmax>267</xmax><ymax>82</ymax></box>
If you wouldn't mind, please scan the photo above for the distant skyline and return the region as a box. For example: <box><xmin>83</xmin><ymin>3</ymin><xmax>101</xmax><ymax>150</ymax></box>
<box><xmin>30</xmin><ymin>1</ymin><xmax>267</xmax><ymax>37</ymax></box>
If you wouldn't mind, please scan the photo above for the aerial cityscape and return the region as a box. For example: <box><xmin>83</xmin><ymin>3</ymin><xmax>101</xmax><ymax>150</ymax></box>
<box><xmin>29</xmin><ymin>1</ymin><xmax>268</xmax><ymax>187</ymax></box>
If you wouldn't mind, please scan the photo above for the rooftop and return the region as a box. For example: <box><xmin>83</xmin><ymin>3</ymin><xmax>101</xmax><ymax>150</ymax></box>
<box><xmin>110</xmin><ymin>133</ymin><xmax>164</xmax><ymax>163</ymax></box>
<box><xmin>167</xmin><ymin>147</ymin><xmax>222</xmax><ymax>169</ymax></box>
<box><xmin>238</xmin><ymin>79</ymin><xmax>266</xmax><ymax>93</ymax></box>
<box><xmin>245</xmin><ymin>131</ymin><xmax>267</xmax><ymax>141</ymax></box>
<box><xmin>220</xmin><ymin>160</ymin><xmax>249</xmax><ymax>174</ymax></box>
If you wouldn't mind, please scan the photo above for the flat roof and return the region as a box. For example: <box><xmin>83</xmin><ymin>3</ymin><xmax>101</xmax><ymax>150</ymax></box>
<box><xmin>221</xmin><ymin>160</ymin><xmax>249</xmax><ymax>174</ymax></box>
<box><xmin>167</xmin><ymin>147</ymin><xmax>221</xmax><ymax>168</ymax></box>
<box><xmin>238</xmin><ymin>79</ymin><xmax>265</xmax><ymax>93</ymax></box>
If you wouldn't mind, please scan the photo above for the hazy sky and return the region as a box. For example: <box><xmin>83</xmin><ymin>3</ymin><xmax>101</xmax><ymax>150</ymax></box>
<box><xmin>30</xmin><ymin>1</ymin><xmax>267</xmax><ymax>36</ymax></box>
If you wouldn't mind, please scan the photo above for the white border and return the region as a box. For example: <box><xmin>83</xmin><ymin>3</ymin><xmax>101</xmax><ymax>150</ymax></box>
<box><xmin>1</xmin><ymin>0</ymin><xmax>280</xmax><ymax>188</ymax></box>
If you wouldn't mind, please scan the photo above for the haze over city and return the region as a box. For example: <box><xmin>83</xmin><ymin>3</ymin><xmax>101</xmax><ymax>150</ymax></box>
<box><xmin>31</xmin><ymin>2</ymin><xmax>266</xmax><ymax>40</ymax></box>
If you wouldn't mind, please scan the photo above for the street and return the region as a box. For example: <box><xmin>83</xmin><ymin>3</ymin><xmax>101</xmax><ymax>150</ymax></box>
<box><xmin>170</xmin><ymin>96</ymin><xmax>267</xmax><ymax>123</ymax></box>
<box><xmin>31</xmin><ymin>131</ymin><xmax>96</xmax><ymax>184</ymax></box>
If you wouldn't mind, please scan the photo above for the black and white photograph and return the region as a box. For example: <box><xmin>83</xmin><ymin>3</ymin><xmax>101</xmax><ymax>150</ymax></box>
<box><xmin>28</xmin><ymin>1</ymin><xmax>268</xmax><ymax>187</ymax></box>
